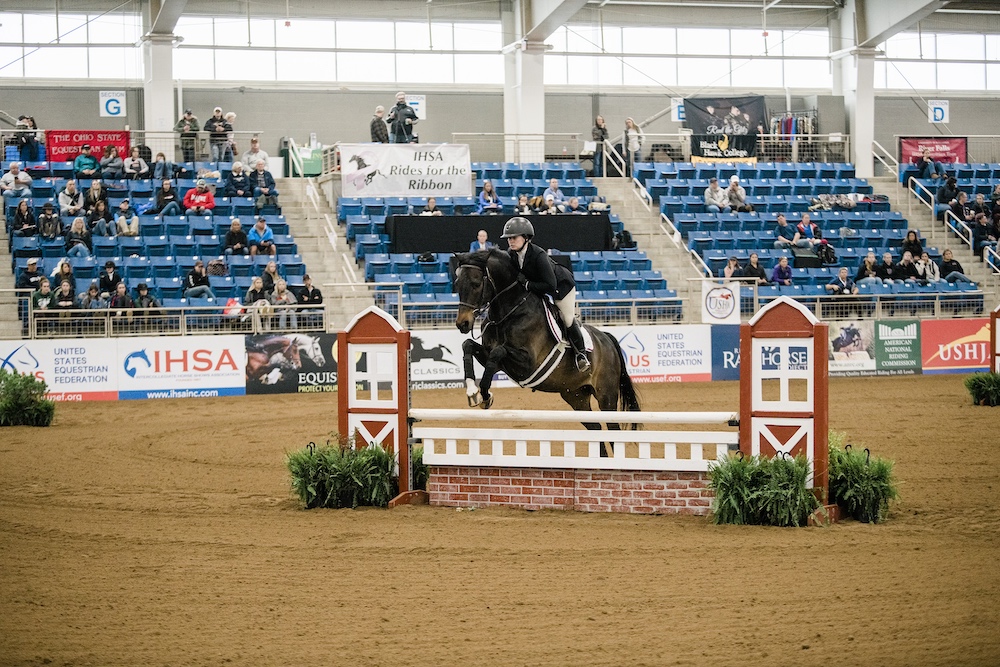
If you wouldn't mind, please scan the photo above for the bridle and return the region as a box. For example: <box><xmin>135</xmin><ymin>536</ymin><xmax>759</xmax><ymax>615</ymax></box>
<box><xmin>456</xmin><ymin>260</ymin><xmax>526</xmax><ymax>325</ymax></box>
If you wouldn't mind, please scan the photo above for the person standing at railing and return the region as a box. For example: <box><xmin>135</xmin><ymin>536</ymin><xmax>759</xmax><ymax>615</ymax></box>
<box><xmin>204</xmin><ymin>107</ymin><xmax>231</xmax><ymax>162</ymax></box>
<box><xmin>223</xmin><ymin>112</ymin><xmax>238</xmax><ymax>162</ymax></box>
<box><xmin>296</xmin><ymin>275</ymin><xmax>323</xmax><ymax>327</ymax></box>
<box><xmin>935</xmin><ymin>177</ymin><xmax>958</xmax><ymax>219</ymax></box>
<box><xmin>386</xmin><ymin>92</ymin><xmax>418</xmax><ymax>144</ymax></box>
<box><xmin>591</xmin><ymin>115</ymin><xmax>608</xmax><ymax>177</ymax></box>
<box><xmin>174</xmin><ymin>109</ymin><xmax>199</xmax><ymax>162</ymax></box>
<box><xmin>370</xmin><ymin>106</ymin><xmax>389</xmax><ymax>144</ymax></box>
<box><xmin>972</xmin><ymin>213</ymin><xmax>997</xmax><ymax>259</ymax></box>
<box><xmin>15</xmin><ymin>116</ymin><xmax>41</xmax><ymax>162</ymax></box>
<box><xmin>623</xmin><ymin>117</ymin><xmax>643</xmax><ymax>178</ymax></box>
<box><xmin>915</xmin><ymin>148</ymin><xmax>946</xmax><ymax>181</ymax></box>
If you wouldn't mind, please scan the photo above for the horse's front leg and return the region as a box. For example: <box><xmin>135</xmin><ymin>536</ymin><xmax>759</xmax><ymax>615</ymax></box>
<box><xmin>462</xmin><ymin>339</ymin><xmax>492</xmax><ymax>408</ymax></box>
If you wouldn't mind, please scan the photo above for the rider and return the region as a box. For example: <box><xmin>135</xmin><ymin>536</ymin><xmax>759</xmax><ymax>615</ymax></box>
<box><xmin>500</xmin><ymin>216</ymin><xmax>591</xmax><ymax>373</ymax></box>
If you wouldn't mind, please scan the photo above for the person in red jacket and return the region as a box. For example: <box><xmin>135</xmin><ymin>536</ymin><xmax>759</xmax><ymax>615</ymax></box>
<box><xmin>183</xmin><ymin>179</ymin><xmax>216</xmax><ymax>216</ymax></box>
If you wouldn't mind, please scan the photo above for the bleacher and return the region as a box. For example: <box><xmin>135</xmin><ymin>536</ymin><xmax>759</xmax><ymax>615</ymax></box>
<box><xmin>901</xmin><ymin>162</ymin><xmax>1000</xmax><ymax>189</ymax></box>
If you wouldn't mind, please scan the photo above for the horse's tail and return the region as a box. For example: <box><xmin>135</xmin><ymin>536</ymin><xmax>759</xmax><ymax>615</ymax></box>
<box><xmin>608</xmin><ymin>333</ymin><xmax>641</xmax><ymax>429</ymax></box>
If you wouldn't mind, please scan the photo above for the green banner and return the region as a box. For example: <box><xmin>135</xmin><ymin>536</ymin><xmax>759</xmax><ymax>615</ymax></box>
<box><xmin>874</xmin><ymin>319</ymin><xmax>922</xmax><ymax>375</ymax></box>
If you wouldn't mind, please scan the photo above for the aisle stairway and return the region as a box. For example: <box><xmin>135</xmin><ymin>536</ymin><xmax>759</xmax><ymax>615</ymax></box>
<box><xmin>0</xmin><ymin>221</ymin><xmax>20</xmax><ymax>339</ymax></box>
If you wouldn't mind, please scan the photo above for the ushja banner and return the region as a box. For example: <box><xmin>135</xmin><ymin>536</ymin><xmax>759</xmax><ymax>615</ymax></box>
<box><xmin>340</xmin><ymin>143</ymin><xmax>472</xmax><ymax>197</ymax></box>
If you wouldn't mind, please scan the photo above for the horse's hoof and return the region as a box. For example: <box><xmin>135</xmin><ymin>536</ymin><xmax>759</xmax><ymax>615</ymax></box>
<box><xmin>480</xmin><ymin>393</ymin><xmax>494</xmax><ymax>410</ymax></box>
<box><xmin>467</xmin><ymin>392</ymin><xmax>483</xmax><ymax>408</ymax></box>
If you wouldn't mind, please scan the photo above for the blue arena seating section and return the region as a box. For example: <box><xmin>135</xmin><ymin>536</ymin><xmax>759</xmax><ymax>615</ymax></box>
<box><xmin>900</xmin><ymin>162</ymin><xmax>1000</xmax><ymax>186</ymax></box>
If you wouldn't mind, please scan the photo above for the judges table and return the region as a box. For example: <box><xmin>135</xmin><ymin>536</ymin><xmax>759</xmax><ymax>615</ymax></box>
<box><xmin>385</xmin><ymin>213</ymin><xmax>614</xmax><ymax>254</ymax></box>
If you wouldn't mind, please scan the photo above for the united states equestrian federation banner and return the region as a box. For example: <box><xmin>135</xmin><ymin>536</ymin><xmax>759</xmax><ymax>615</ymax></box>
<box><xmin>340</xmin><ymin>143</ymin><xmax>472</xmax><ymax>197</ymax></box>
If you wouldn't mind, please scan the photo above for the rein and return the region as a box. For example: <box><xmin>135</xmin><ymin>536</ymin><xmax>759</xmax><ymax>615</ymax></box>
<box><xmin>457</xmin><ymin>261</ymin><xmax>528</xmax><ymax>325</ymax></box>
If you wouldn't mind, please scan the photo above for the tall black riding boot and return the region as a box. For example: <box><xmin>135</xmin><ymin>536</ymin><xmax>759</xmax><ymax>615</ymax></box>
<box><xmin>567</xmin><ymin>321</ymin><xmax>591</xmax><ymax>373</ymax></box>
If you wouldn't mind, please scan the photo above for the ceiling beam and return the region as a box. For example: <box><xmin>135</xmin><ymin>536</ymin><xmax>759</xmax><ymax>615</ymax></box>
<box><xmin>147</xmin><ymin>0</ymin><xmax>189</xmax><ymax>36</ymax></box>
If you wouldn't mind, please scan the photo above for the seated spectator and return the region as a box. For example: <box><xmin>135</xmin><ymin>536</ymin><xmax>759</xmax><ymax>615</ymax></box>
<box><xmin>565</xmin><ymin>197</ymin><xmax>586</xmax><ymax>214</ymax></box>
<box><xmin>52</xmin><ymin>260</ymin><xmax>76</xmax><ymax>295</ymax></box>
<box><xmin>225</xmin><ymin>162</ymin><xmax>253</xmax><ymax>199</ymax></box>
<box><xmin>83</xmin><ymin>179</ymin><xmax>108</xmax><ymax>214</ymax></box>
<box><xmin>261</xmin><ymin>260</ymin><xmax>281</xmax><ymax>294</ymax></box>
<box><xmin>469</xmin><ymin>229</ymin><xmax>495</xmax><ymax>252</ymax></box>
<box><xmin>109</xmin><ymin>282</ymin><xmax>134</xmax><ymax>312</ymax></box>
<box><xmin>727</xmin><ymin>175</ymin><xmax>753</xmax><ymax>212</ymax></box>
<box><xmin>991</xmin><ymin>184</ymin><xmax>1000</xmax><ymax>223</ymax></box>
<box><xmin>248</xmin><ymin>216</ymin><xmax>276</xmax><ymax>257</ymax></box>
<box><xmin>723</xmin><ymin>256</ymin><xmax>741</xmax><ymax>279</ymax></box>
<box><xmin>1</xmin><ymin>162</ymin><xmax>33</xmax><ymax>203</ymax></box>
<box><xmin>855</xmin><ymin>251</ymin><xmax>882</xmax><ymax>286</ymax></box>
<box><xmin>156</xmin><ymin>179</ymin><xmax>183</xmax><ymax>217</ymax></box>
<box><xmin>895</xmin><ymin>251</ymin><xmax>920</xmax><ymax>282</ymax></box>
<box><xmin>73</xmin><ymin>144</ymin><xmax>100</xmax><ymax>179</ymax></box>
<box><xmin>152</xmin><ymin>152</ymin><xmax>180</xmax><ymax>180</ymax></box>
<box><xmin>971</xmin><ymin>192</ymin><xmax>992</xmax><ymax>219</ymax></box>
<box><xmin>77</xmin><ymin>282</ymin><xmax>107</xmax><ymax>309</ymax></box>
<box><xmin>741</xmin><ymin>252</ymin><xmax>768</xmax><ymax>285</ymax></box>
<box><xmin>122</xmin><ymin>146</ymin><xmax>149</xmax><ymax>180</ymax></box>
<box><xmin>795</xmin><ymin>212</ymin><xmax>822</xmax><ymax>249</ymax></box>
<box><xmin>270</xmin><ymin>279</ymin><xmax>298</xmax><ymax>330</ymax></box>
<box><xmin>935</xmin><ymin>177</ymin><xmax>958</xmax><ymax>218</ymax></box>
<box><xmin>950</xmin><ymin>191</ymin><xmax>975</xmax><ymax>226</ymax></box>
<box><xmin>704</xmin><ymin>177</ymin><xmax>731</xmax><ymax>214</ymax></box>
<box><xmin>99</xmin><ymin>260</ymin><xmax>124</xmax><ymax>299</ymax></box>
<box><xmin>901</xmin><ymin>230</ymin><xmax>923</xmax><ymax>258</ymax></box>
<box><xmin>772</xmin><ymin>213</ymin><xmax>802</xmax><ymax>249</ymax></box>
<box><xmin>825</xmin><ymin>267</ymin><xmax>858</xmax><ymax>295</ymax></box>
<box><xmin>477</xmin><ymin>180</ymin><xmax>501</xmax><ymax>214</ymax></box>
<box><xmin>88</xmin><ymin>200</ymin><xmax>114</xmax><ymax>237</ymax></box>
<box><xmin>875</xmin><ymin>251</ymin><xmax>899</xmax><ymax>284</ymax></box>
<box><xmin>245</xmin><ymin>276</ymin><xmax>267</xmax><ymax>304</ymax></box>
<box><xmin>536</xmin><ymin>194</ymin><xmax>558</xmax><ymax>215</ymax></box>
<box><xmin>542</xmin><ymin>178</ymin><xmax>565</xmax><ymax>209</ymax></box>
<box><xmin>915</xmin><ymin>148</ymin><xmax>946</xmax><ymax>181</ymax></box>
<box><xmin>16</xmin><ymin>257</ymin><xmax>44</xmax><ymax>291</ymax></box>
<box><xmin>242</xmin><ymin>137</ymin><xmax>269</xmax><ymax>171</ymax></box>
<box><xmin>770</xmin><ymin>256</ymin><xmax>792</xmax><ymax>286</ymax></box>
<box><xmin>972</xmin><ymin>213</ymin><xmax>997</xmax><ymax>259</ymax></box>
<box><xmin>224</xmin><ymin>218</ymin><xmax>249</xmax><ymax>256</ymax></box>
<box><xmin>11</xmin><ymin>199</ymin><xmax>37</xmax><ymax>237</ymax></box>
<box><xmin>420</xmin><ymin>197</ymin><xmax>443</xmax><ymax>216</ymax></box>
<box><xmin>513</xmin><ymin>193</ymin><xmax>532</xmax><ymax>216</ymax></box>
<box><xmin>31</xmin><ymin>278</ymin><xmax>55</xmax><ymax>312</ymax></box>
<box><xmin>58</xmin><ymin>180</ymin><xmax>84</xmax><ymax>218</ymax></box>
<box><xmin>248</xmin><ymin>160</ymin><xmax>278</xmax><ymax>209</ymax></box>
<box><xmin>53</xmin><ymin>280</ymin><xmax>77</xmax><ymax>311</ymax></box>
<box><xmin>940</xmin><ymin>248</ymin><xmax>974</xmax><ymax>284</ymax></box>
<box><xmin>134</xmin><ymin>283</ymin><xmax>162</xmax><ymax>328</ymax></box>
<box><xmin>183</xmin><ymin>260</ymin><xmax>215</xmax><ymax>299</ymax></box>
<box><xmin>100</xmin><ymin>145</ymin><xmax>124</xmax><ymax>179</ymax></box>
<box><xmin>183</xmin><ymin>179</ymin><xmax>216</xmax><ymax>216</ymax></box>
<box><xmin>38</xmin><ymin>202</ymin><xmax>63</xmax><ymax>239</ymax></box>
<box><xmin>114</xmin><ymin>198</ymin><xmax>139</xmax><ymax>237</ymax></box>
<box><xmin>64</xmin><ymin>217</ymin><xmax>92</xmax><ymax>258</ymax></box>
<box><xmin>915</xmin><ymin>251</ymin><xmax>940</xmax><ymax>283</ymax></box>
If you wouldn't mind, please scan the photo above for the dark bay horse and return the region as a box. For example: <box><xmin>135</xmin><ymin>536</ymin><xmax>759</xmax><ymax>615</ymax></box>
<box><xmin>454</xmin><ymin>249</ymin><xmax>640</xmax><ymax>437</ymax></box>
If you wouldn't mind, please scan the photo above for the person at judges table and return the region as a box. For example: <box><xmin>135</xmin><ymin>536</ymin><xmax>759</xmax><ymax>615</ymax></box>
<box><xmin>470</xmin><ymin>229</ymin><xmax>495</xmax><ymax>252</ymax></box>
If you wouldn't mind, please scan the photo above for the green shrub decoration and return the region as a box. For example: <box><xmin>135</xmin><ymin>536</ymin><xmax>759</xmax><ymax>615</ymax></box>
<box><xmin>828</xmin><ymin>443</ymin><xmax>898</xmax><ymax>523</ymax></box>
<box><xmin>286</xmin><ymin>435</ymin><xmax>399</xmax><ymax>509</ymax></box>
<box><xmin>412</xmin><ymin>446</ymin><xmax>429</xmax><ymax>491</ymax></box>
<box><xmin>0</xmin><ymin>369</ymin><xmax>55</xmax><ymax>427</ymax></box>
<box><xmin>964</xmin><ymin>372</ymin><xmax>1000</xmax><ymax>407</ymax></box>
<box><xmin>708</xmin><ymin>453</ymin><xmax>818</xmax><ymax>527</ymax></box>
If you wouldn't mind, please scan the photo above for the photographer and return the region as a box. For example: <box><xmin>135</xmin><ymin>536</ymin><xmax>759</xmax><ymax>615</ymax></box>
<box><xmin>386</xmin><ymin>92</ymin><xmax>418</xmax><ymax>143</ymax></box>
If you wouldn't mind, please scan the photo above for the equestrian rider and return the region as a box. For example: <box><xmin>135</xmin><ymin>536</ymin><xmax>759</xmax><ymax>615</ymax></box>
<box><xmin>500</xmin><ymin>216</ymin><xmax>591</xmax><ymax>373</ymax></box>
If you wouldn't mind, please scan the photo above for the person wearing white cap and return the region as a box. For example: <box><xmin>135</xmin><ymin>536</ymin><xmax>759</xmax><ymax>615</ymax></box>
<box><xmin>386</xmin><ymin>92</ymin><xmax>418</xmax><ymax>143</ymax></box>
<box><xmin>727</xmin><ymin>174</ymin><xmax>753</xmax><ymax>213</ymax></box>
<box><xmin>16</xmin><ymin>256</ymin><xmax>44</xmax><ymax>290</ymax></box>
<box><xmin>204</xmin><ymin>106</ymin><xmax>231</xmax><ymax>162</ymax></box>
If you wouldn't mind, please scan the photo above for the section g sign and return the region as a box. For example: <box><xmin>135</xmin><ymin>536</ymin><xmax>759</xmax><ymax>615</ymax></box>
<box><xmin>100</xmin><ymin>91</ymin><xmax>127</xmax><ymax>118</ymax></box>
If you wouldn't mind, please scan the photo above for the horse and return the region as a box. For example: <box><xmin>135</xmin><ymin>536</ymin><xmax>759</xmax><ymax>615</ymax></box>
<box><xmin>411</xmin><ymin>337</ymin><xmax>456</xmax><ymax>366</ymax></box>
<box><xmin>453</xmin><ymin>248</ymin><xmax>640</xmax><ymax>445</ymax></box>
<box><xmin>288</xmin><ymin>333</ymin><xmax>327</xmax><ymax>368</ymax></box>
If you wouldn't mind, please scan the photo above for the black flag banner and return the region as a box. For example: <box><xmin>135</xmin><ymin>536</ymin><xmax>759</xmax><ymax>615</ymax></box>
<box><xmin>683</xmin><ymin>95</ymin><xmax>767</xmax><ymax>136</ymax></box>
<box><xmin>690</xmin><ymin>134</ymin><xmax>758</xmax><ymax>164</ymax></box>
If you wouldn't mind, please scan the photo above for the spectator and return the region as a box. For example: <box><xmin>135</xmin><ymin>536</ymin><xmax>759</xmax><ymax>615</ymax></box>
<box><xmin>855</xmin><ymin>251</ymin><xmax>882</xmax><ymax>286</ymax></box>
<box><xmin>723</xmin><ymin>256</ymin><xmax>741</xmax><ymax>279</ymax></box>
<box><xmin>991</xmin><ymin>184</ymin><xmax>1000</xmax><ymax>223</ymax></box>
<box><xmin>270</xmin><ymin>279</ymin><xmax>298</xmax><ymax>329</ymax></box>
<box><xmin>420</xmin><ymin>197</ymin><xmax>443</xmax><ymax>216</ymax></box>
<box><xmin>37</xmin><ymin>202</ymin><xmax>63</xmax><ymax>240</ymax></box>
<box><xmin>513</xmin><ymin>193</ymin><xmax>532</xmax><ymax>216</ymax></box>
<box><xmin>477</xmin><ymin>180</ymin><xmax>501</xmax><ymax>214</ymax></box>
<box><xmin>88</xmin><ymin>200</ymin><xmax>114</xmax><ymax>237</ymax></box>
<box><xmin>370</xmin><ymin>106</ymin><xmax>389</xmax><ymax>143</ymax></box>
<box><xmin>58</xmin><ymin>180</ymin><xmax>84</xmax><ymax>217</ymax></box>
<box><xmin>99</xmin><ymin>260</ymin><xmax>124</xmax><ymax>299</ymax></box>
<box><xmin>741</xmin><ymin>252</ymin><xmax>768</xmax><ymax>285</ymax></box>
<box><xmin>83</xmin><ymin>179</ymin><xmax>108</xmax><ymax>214</ymax></box>
<box><xmin>64</xmin><ymin>218</ymin><xmax>92</xmax><ymax>259</ymax></box>
<box><xmin>972</xmin><ymin>213</ymin><xmax>997</xmax><ymax>259</ymax></box>
<box><xmin>591</xmin><ymin>115</ymin><xmax>608</xmax><ymax>177</ymax></box>
<box><xmin>901</xmin><ymin>230</ymin><xmax>923</xmax><ymax>259</ymax></box>
<box><xmin>469</xmin><ymin>229</ymin><xmax>495</xmax><ymax>252</ymax></box>
<box><xmin>895</xmin><ymin>251</ymin><xmax>920</xmax><ymax>283</ymax></box>
<box><xmin>223</xmin><ymin>218</ymin><xmax>249</xmax><ymax>256</ymax></box>
<box><xmin>114</xmin><ymin>198</ymin><xmax>139</xmax><ymax>237</ymax></box>
<box><xmin>78</xmin><ymin>282</ymin><xmax>107</xmax><ymax>309</ymax></box>
<box><xmin>704</xmin><ymin>177</ymin><xmax>731</xmax><ymax>214</ymax></box>
<box><xmin>297</xmin><ymin>274</ymin><xmax>323</xmax><ymax>324</ymax></box>
<box><xmin>727</xmin><ymin>175</ymin><xmax>753</xmax><ymax>212</ymax></box>
<box><xmin>248</xmin><ymin>160</ymin><xmax>278</xmax><ymax>209</ymax></box>
<box><xmin>53</xmin><ymin>280</ymin><xmax>77</xmax><ymax>311</ymax></box>
<box><xmin>795</xmin><ymin>213</ymin><xmax>822</xmax><ymax>249</ymax></box>
<box><xmin>31</xmin><ymin>278</ymin><xmax>55</xmax><ymax>312</ymax></box>
<box><xmin>1</xmin><ymin>162</ymin><xmax>33</xmax><ymax>203</ymax></box>
<box><xmin>915</xmin><ymin>251</ymin><xmax>940</xmax><ymax>283</ymax></box>
<box><xmin>386</xmin><ymin>92</ymin><xmax>418</xmax><ymax>143</ymax></box>
<box><xmin>183</xmin><ymin>260</ymin><xmax>215</xmax><ymax>299</ymax></box>
<box><xmin>971</xmin><ymin>192</ymin><xmax>992</xmax><ymax>219</ymax></box>
<box><xmin>152</xmin><ymin>152</ymin><xmax>179</xmax><ymax>180</ymax></box>
<box><xmin>52</xmin><ymin>260</ymin><xmax>76</xmax><ymax>295</ymax></box>
<box><xmin>950</xmin><ymin>191</ymin><xmax>975</xmax><ymax>226</ymax></box>
<box><xmin>242</xmin><ymin>137</ymin><xmax>269</xmax><ymax>171</ymax></box>
<box><xmin>825</xmin><ymin>267</ymin><xmax>858</xmax><ymax>295</ymax></box>
<box><xmin>223</xmin><ymin>111</ymin><xmax>238</xmax><ymax>162</ymax></box>
<box><xmin>261</xmin><ymin>260</ymin><xmax>281</xmax><ymax>294</ymax></box>
<box><xmin>225</xmin><ymin>162</ymin><xmax>253</xmax><ymax>199</ymax></box>
<box><xmin>565</xmin><ymin>197</ymin><xmax>586</xmax><ymax>214</ymax></box>
<box><xmin>16</xmin><ymin>257</ymin><xmax>44</xmax><ymax>291</ymax></box>
<box><xmin>772</xmin><ymin>213</ymin><xmax>800</xmax><ymax>249</ymax></box>
<box><xmin>183</xmin><ymin>179</ymin><xmax>216</xmax><ymax>216</ymax></box>
<box><xmin>109</xmin><ymin>282</ymin><xmax>134</xmax><ymax>312</ymax></box>
<box><xmin>770</xmin><ymin>256</ymin><xmax>793</xmax><ymax>285</ymax></box>
<box><xmin>875</xmin><ymin>251</ymin><xmax>899</xmax><ymax>284</ymax></box>
<box><xmin>915</xmin><ymin>148</ymin><xmax>946</xmax><ymax>181</ymax></box>
<box><xmin>122</xmin><ymin>146</ymin><xmax>149</xmax><ymax>180</ymax></box>
<box><xmin>156</xmin><ymin>179</ymin><xmax>182</xmax><ymax>217</ymax></box>
<box><xmin>940</xmin><ymin>248</ymin><xmax>974</xmax><ymax>284</ymax></box>
<box><xmin>542</xmin><ymin>178</ymin><xmax>565</xmax><ymax>209</ymax></box>
<box><xmin>174</xmin><ymin>109</ymin><xmax>199</xmax><ymax>162</ymax></box>
<box><xmin>15</xmin><ymin>116</ymin><xmax>41</xmax><ymax>162</ymax></box>
<box><xmin>538</xmin><ymin>194</ymin><xmax>559</xmax><ymax>214</ymax></box>
<box><xmin>100</xmin><ymin>145</ymin><xmax>124</xmax><ymax>179</ymax></box>
<box><xmin>245</xmin><ymin>276</ymin><xmax>267</xmax><ymax>304</ymax></box>
<box><xmin>11</xmin><ymin>199</ymin><xmax>37</xmax><ymax>237</ymax></box>
<box><xmin>204</xmin><ymin>106</ymin><xmax>231</xmax><ymax>162</ymax></box>
<box><xmin>248</xmin><ymin>216</ymin><xmax>276</xmax><ymax>257</ymax></box>
<box><xmin>623</xmin><ymin>117</ymin><xmax>643</xmax><ymax>177</ymax></box>
<box><xmin>73</xmin><ymin>144</ymin><xmax>99</xmax><ymax>179</ymax></box>
<box><xmin>134</xmin><ymin>283</ymin><xmax>162</xmax><ymax>329</ymax></box>
<box><xmin>935</xmin><ymin>177</ymin><xmax>958</xmax><ymax>218</ymax></box>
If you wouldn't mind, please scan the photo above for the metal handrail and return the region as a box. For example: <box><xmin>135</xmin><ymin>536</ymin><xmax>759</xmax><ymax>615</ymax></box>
<box><xmin>286</xmin><ymin>137</ymin><xmax>306</xmax><ymax>178</ymax></box>
<box><xmin>872</xmin><ymin>140</ymin><xmax>899</xmax><ymax>178</ymax></box>
<box><xmin>985</xmin><ymin>245</ymin><xmax>1000</xmax><ymax>276</ymax></box>
<box><xmin>943</xmin><ymin>209</ymin><xmax>974</xmax><ymax>249</ymax></box>
<box><xmin>908</xmin><ymin>177</ymin><xmax>937</xmax><ymax>229</ymax></box>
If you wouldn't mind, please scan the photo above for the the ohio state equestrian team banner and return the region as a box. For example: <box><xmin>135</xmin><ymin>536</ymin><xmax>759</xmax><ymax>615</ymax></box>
<box><xmin>682</xmin><ymin>95</ymin><xmax>767</xmax><ymax>136</ymax></box>
<box><xmin>899</xmin><ymin>137</ymin><xmax>968</xmax><ymax>166</ymax></box>
<box><xmin>44</xmin><ymin>130</ymin><xmax>131</xmax><ymax>162</ymax></box>
<box><xmin>340</xmin><ymin>143</ymin><xmax>472</xmax><ymax>197</ymax></box>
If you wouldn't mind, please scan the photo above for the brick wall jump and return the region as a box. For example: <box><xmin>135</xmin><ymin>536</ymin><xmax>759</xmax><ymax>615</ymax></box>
<box><xmin>427</xmin><ymin>467</ymin><xmax>713</xmax><ymax>515</ymax></box>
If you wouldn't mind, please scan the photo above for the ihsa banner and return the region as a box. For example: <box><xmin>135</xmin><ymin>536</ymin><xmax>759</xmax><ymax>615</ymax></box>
<box><xmin>340</xmin><ymin>143</ymin><xmax>472</xmax><ymax>198</ymax></box>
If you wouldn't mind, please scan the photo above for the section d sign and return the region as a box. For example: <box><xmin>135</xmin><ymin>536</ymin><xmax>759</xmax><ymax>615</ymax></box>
<box><xmin>99</xmin><ymin>91</ymin><xmax>126</xmax><ymax>117</ymax></box>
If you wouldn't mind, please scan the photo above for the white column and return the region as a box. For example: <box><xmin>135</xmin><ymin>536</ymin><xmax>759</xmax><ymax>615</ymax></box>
<box><xmin>845</xmin><ymin>48</ymin><xmax>877</xmax><ymax>178</ymax></box>
<box><xmin>142</xmin><ymin>34</ymin><xmax>177</xmax><ymax>158</ymax></box>
<box><xmin>506</xmin><ymin>41</ymin><xmax>547</xmax><ymax>163</ymax></box>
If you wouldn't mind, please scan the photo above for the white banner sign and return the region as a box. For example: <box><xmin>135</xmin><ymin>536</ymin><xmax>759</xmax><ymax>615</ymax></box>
<box><xmin>701</xmin><ymin>281</ymin><xmax>740</xmax><ymax>325</ymax></box>
<box><xmin>340</xmin><ymin>143</ymin><xmax>472</xmax><ymax>198</ymax></box>
<box><xmin>99</xmin><ymin>90</ymin><xmax>126</xmax><ymax>117</ymax></box>
<box><xmin>928</xmin><ymin>99</ymin><xmax>949</xmax><ymax>124</ymax></box>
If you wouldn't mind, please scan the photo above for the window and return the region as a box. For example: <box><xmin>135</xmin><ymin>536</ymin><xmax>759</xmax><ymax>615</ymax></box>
<box><xmin>396</xmin><ymin>22</ymin><xmax>453</xmax><ymax>51</ymax></box>
<box><xmin>566</xmin><ymin>25</ymin><xmax>605</xmax><ymax>54</ymax></box>
<box><xmin>0</xmin><ymin>47</ymin><xmax>24</xmax><ymax>77</ymax></box>
<box><xmin>781</xmin><ymin>30</ymin><xmax>828</xmax><ymax>57</ymax></box>
<box><xmin>275</xmin><ymin>19</ymin><xmax>333</xmax><ymax>49</ymax></box>
<box><xmin>276</xmin><ymin>51</ymin><xmax>337</xmax><ymax>82</ymax></box>
<box><xmin>337</xmin><ymin>21</ymin><xmax>394</xmax><ymax>50</ymax></box>
<box><xmin>212</xmin><ymin>18</ymin><xmax>249</xmax><ymax>47</ymax></box>
<box><xmin>883</xmin><ymin>32</ymin><xmax>935</xmax><ymax>60</ymax></box>
<box><xmin>89</xmin><ymin>46</ymin><xmax>142</xmax><ymax>79</ymax></box>
<box><xmin>217</xmin><ymin>49</ymin><xmax>275</xmax><ymax>81</ymax></box>
<box><xmin>784</xmin><ymin>59</ymin><xmax>831</xmax><ymax>88</ymax></box>
<box><xmin>175</xmin><ymin>17</ymin><xmax>215</xmax><ymax>47</ymax></box>
<box><xmin>937</xmin><ymin>62</ymin><xmax>984</xmax><ymax>90</ymax></box>
<box><xmin>397</xmin><ymin>53</ymin><xmax>454</xmax><ymax>83</ymax></box>
<box><xmin>936</xmin><ymin>33</ymin><xmax>984</xmax><ymax>61</ymax></box>
<box><xmin>730</xmin><ymin>29</ymin><xmax>769</xmax><ymax>57</ymax></box>
<box><xmin>987</xmin><ymin>63</ymin><xmax>1000</xmax><ymax>91</ymax></box>
<box><xmin>454</xmin><ymin>54</ymin><xmax>503</xmax><ymax>84</ymax></box>
<box><xmin>622</xmin><ymin>27</ymin><xmax>675</xmax><ymax>55</ymax></box>
<box><xmin>544</xmin><ymin>55</ymin><xmax>567</xmax><ymax>85</ymax></box>
<box><xmin>0</xmin><ymin>13</ymin><xmax>23</xmax><ymax>42</ymax></box>
<box><xmin>732</xmin><ymin>58</ymin><xmax>783</xmax><ymax>88</ymax></box>
<box><xmin>677</xmin><ymin>57</ymin><xmax>730</xmax><ymax>87</ymax></box>
<box><xmin>622</xmin><ymin>56</ymin><xmax>676</xmax><ymax>86</ymax></box>
<box><xmin>173</xmin><ymin>47</ymin><xmax>215</xmax><ymax>80</ymax></box>
<box><xmin>885</xmin><ymin>60</ymin><xmax>936</xmax><ymax>89</ymax></box>
<box><xmin>88</xmin><ymin>13</ymin><xmax>141</xmax><ymax>43</ymax></box>
<box><xmin>23</xmin><ymin>46</ymin><xmax>87</xmax><ymax>77</ymax></box>
<box><xmin>338</xmin><ymin>52</ymin><xmax>395</xmax><ymax>83</ymax></box>
<box><xmin>453</xmin><ymin>23</ymin><xmax>501</xmax><ymax>51</ymax></box>
<box><xmin>677</xmin><ymin>29</ymin><xmax>729</xmax><ymax>56</ymax></box>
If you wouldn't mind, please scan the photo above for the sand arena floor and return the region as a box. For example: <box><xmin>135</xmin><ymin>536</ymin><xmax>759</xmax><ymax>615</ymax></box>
<box><xmin>1</xmin><ymin>374</ymin><xmax>998</xmax><ymax>667</ymax></box>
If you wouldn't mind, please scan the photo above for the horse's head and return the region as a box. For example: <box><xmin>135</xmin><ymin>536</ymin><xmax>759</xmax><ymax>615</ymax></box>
<box><xmin>453</xmin><ymin>249</ymin><xmax>518</xmax><ymax>334</ymax></box>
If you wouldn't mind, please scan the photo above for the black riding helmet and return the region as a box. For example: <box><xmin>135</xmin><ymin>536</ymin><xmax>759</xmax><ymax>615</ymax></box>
<box><xmin>500</xmin><ymin>216</ymin><xmax>534</xmax><ymax>240</ymax></box>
